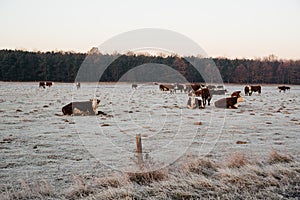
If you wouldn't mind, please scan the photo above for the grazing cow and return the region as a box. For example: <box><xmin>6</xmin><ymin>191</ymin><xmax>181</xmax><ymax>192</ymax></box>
<box><xmin>244</xmin><ymin>85</ymin><xmax>261</xmax><ymax>96</ymax></box>
<box><xmin>45</xmin><ymin>81</ymin><xmax>53</xmax><ymax>87</ymax></box>
<box><xmin>132</xmin><ymin>83</ymin><xmax>138</xmax><ymax>89</ymax></box>
<box><xmin>39</xmin><ymin>82</ymin><xmax>46</xmax><ymax>88</ymax></box>
<box><xmin>159</xmin><ymin>84</ymin><xmax>175</xmax><ymax>93</ymax></box>
<box><xmin>194</xmin><ymin>88</ymin><xmax>212</xmax><ymax>106</ymax></box>
<box><xmin>62</xmin><ymin>98</ymin><xmax>100</xmax><ymax>115</ymax></box>
<box><xmin>214</xmin><ymin>91</ymin><xmax>245</xmax><ymax>109</ymax></box>
<box><xmin>278</xmin><ymin>86</ymin><xmax>290</xmax><ymax>92</ymax></box>
<box><xmin>250</xmin><ymin>85</ymin><xmax>261</xmax><ymax>95</ymax></box>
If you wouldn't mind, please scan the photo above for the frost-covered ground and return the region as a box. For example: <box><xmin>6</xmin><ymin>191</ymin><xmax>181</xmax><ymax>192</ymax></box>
<box><xmin>0</xmin><ymin>82</ymin><xmax>299</xmax><ymax>196</ymax></box>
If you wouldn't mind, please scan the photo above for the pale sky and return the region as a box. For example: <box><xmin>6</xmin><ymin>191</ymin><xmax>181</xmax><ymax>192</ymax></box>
<box><xmin>0</xmin><ymin>0</ymin><xmax>299</xmax><ymax>59</ymax></box>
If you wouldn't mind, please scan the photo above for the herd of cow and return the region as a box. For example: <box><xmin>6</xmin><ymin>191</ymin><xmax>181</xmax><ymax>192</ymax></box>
<box><xmin>158</xmin><ymin>83</ymin><xmax>244</xmax><ymax>109</ymax></box>
<box><xmin>36</xmin><ymin>82</ymin><xmax>291</xmax><ymax>115</ymax></box>
<box><xmin>157</xmin><ymin>83</ymin><xmax>291</xmax><ymax>110</ymax></box>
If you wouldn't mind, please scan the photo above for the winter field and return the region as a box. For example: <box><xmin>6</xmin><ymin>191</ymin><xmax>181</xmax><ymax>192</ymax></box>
<box><xmin>0</xmin><ymin>82</ymin><xmax>299</xmax><ymax>199</ymax></box>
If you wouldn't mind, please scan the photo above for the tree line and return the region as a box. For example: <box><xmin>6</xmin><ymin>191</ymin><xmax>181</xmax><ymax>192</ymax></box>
<box><xmin>0</xmin><ymin>49</ymin><xmax>299</xmax><ymax>84</ymax></box>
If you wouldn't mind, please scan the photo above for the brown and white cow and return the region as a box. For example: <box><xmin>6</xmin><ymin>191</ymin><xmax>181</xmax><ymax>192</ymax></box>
<box><xmin>244</xmin><ymin>85</ymin><xmax>261</xmax><ymax>96</ymax></box>
<box><xmin>62</xmin><ymin>98</ymin><xmax>100</xmax><ymax>115</ymax></box>
<box><xmin>45</xmin><ymin>81</ymin><xmax>53</xmax><ymax>87</ymax></box>
<box><xmin>278</xmin><ymin>86</ymin><xmax>290</xmax><ymax>92</ymax></box>
<box><xmin>214</xmin><ymin>91</ymin><xmax>245</xmax><ymax>109</ymax></box>
<box><xmin>39</xmin><ymin>81</ymin><xmax>53</xmax><ymax>88</ymax></box>
<box><xmin>194</xmin><ymin>88</ymin><xmax>212</xmax><ymax>106</ymax></box>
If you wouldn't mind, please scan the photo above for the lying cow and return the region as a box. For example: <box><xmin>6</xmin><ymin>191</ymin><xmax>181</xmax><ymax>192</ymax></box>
<box><xmin>62</xmin><ymin>98</ymin><xmax>100</xmax><ymax>115</ymax></box>
<box><xmin>214</xmin><ymin>91</ymin><xmax>245</xmax><ymax>109</ymax></box>
<box><xmin>278</xmin><ymin>86</ymin><xmax>290</xmax><ymax>92</ymax></box>
<box><xmin>244</xmin><ymin>85</ymin><xmax>261</xmax><ymax>96</ymax></box>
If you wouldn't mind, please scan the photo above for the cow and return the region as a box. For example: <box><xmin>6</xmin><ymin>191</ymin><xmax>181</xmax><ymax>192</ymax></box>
<box><xmin>250</xmin><ymin>85</ymin><xmax>261</xmax><ymax>95</ymax></box>
<box><xmin>39</xmin><ymin>82</ymin><xmax>46</xmax><ymax>88</ymax></box>
<box><xmin>244</xmin><ymin>85</ymin><xmax>261</xmax><ymax>96</ymax></box>
<box><xmin>62</xmin><ymin>98</ymin><xmax>100</xmax><ymax>115</ymax></box>
<box><xmin>278</xmin><ymin>86</ymin><xmax>290</xmax><ymax>92</ymax></box>
<box><xmin>132</xmin><ymin>83</ymin><xmax>138</xmax><ymax>89</ymax></box>
<box><xmin>159</xmin><ymin>84</ymin><xmax>175</xmax><ymax>93</ymax></box>
<box><xmin>194</xmin><ymin>88</ymin><xmax>212</xmax><ymax>106</ymax></box>
<box><xmin>45</xmin><ymin>82</ymin><xmax>53</xmax><ymax>87</ymax></box>
<box><xmin>214</xmin><ymin>91</ymin><xmax>245</xmax><ymax>109</ymax></box>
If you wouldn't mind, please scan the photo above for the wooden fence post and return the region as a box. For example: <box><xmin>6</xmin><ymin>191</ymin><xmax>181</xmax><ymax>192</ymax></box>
<box><xmin>136</xmin><ymin>133</ymin><xmax>143</xmax><ymax>163</ymax></box>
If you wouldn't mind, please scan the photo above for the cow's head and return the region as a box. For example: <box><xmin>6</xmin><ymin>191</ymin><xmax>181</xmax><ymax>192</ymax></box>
<box><xmin>231</xmin><ymin>91</ymin><xmax>245</xmax><ymax>103</ymax></box>
<box><xmin>91</xmin><ymin>98</ymin><xmax>100</xmax><ymax>114</ymax></box>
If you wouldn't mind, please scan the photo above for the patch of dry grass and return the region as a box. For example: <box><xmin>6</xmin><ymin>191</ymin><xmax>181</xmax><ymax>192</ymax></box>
<box><xmin>225</xmin><ymin>152</ymin><xmax>249</xmax><ymax>168</ymax></box>
<box><xmin>268</xmin><ymin>149</ymin><xmax>292</xmax><ymax>164</ymax></box>
<box><xmin>0</xmin><ymin>179</ymin><xmax>54</xmax><ymax>200</ymax></box>
<box><xmin>1</xmin><ymin>150</ymin><xmax>299</xmax><ymax>199</ymax></box>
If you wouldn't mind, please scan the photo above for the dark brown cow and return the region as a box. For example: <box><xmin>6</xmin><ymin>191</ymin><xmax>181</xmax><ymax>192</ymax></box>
<box><xmin>278</xmin><ymin>86</ymin><xmax>290</xmax><ymax>92</ymax></box>
<box><xmin>214</xmin><ymin>91</ymin><xmax>245</xmax><ymax>109</ymax></box>
<box><xmin>250</xmin><ymin>85</ymin><xmax>261</xmax><ymax>95</ymax></box>
<box><xmin>159</xmin><ymin>84</ymin><xmax>175</xmax><ymax>93</ymax></box>
<box><xmin>62</xmin><ymin>98</ymin><xmax>100</xmax><ymax>115</ymax></box>
<box><xmin>194</xmin><ymin>88</ymin><xmax>212</xmax><ymax>106</ymax></box>
<box><xmin>39</xmin><ymin>82</ymin><xmax>46</xmax><ymax>88</ymax></box>
<box><xmin>132</xmin><ymin>83</ymin><xmax>138</xmax><ymax>89</ymax></box>
<box><xmin>45</xmin><ymin>81</ymin><xmax>53</xmax><ymax>87</ymax></box>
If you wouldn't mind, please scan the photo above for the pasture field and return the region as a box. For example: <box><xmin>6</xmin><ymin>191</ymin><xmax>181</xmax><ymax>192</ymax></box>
<box><xmin>0</xmin><ymin>82</ymin><xmax>299</xmax><ymax>199</ymax></box>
